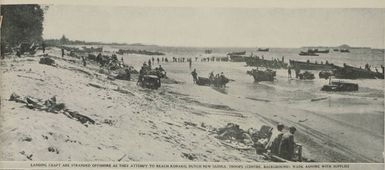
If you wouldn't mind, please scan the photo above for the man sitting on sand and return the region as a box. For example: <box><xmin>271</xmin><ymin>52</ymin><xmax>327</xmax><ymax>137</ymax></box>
<box><xmin>279</xmin><ymin>126</ymin><xmax>297</xmax><ymax>161</ymax></box>
<box><xmin>265</xmin><ymin>123</ymin><xmax>284</xmax><ymax>155</ymax></box>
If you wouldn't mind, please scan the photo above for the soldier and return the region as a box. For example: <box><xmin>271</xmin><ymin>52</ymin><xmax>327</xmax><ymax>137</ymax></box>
<box><xmin>112</xmin><ymin>53</ymin><xmax>118</xmax><ymax>61</ymax></box>
<box><xmin>266</xmin><ymin>123</ymin><xmax>285</xmax><ymax>155</ymax></box>
<box><xmin>365</xmin><ymin>63</ymin><xmax>370</xmax><ymax>71</ymax></box>
<box><xmin>42</xmin><ymin>41</ymin><xmax>46</xmax><ymax>53</ymax></box>
<box><xmin>209</xmin><ymin>72</ymin><xmax>214</xmax><ymax>82</ymax></box>
<box><xmin>125</xmin><ymin>68</ymin><xmax>131</xmax><ymax>81</ymax></box>
<box><xmin>16</xmin><ymin>49</ymin><xmax>21</xmax><ymax>57</ymax></box>
<box><xmin>81</xmin><ymin>56</ymin><xmax>87</xmax><ymax>67</ymax></box>
<box><xmin>61</xmin><ymin>48</ymin><xmax>65</xmax><ymax>57</ymax></box>
<box><xmin>96</xmin><ymin>53</ymin><xmax>102</xmax><ymax>64</ymax></box>
<box><xmin>279</xmin><ymin>126</ymin><xmax>297</xmax><ymax>161</ymax></box>
<box><xmin>288</xmin><ymin>67</ymin><xmax>292</xmax><ymax>78</ymax></box>
<box><xmin>158</xmin><ymin>65</ymin><xmax>165</xmax><ymax>72</ymax></box>
<box><xmin>138</xmin><ymin>63</ymin><xmax>148</xmax><ymax>83</ymax></box>
<box><xmin>295</xmin><ymin>67</ymin><xmax>301</xmax><ymax>79</ymax></box>
<box><xmin>0</xmin><ymin>43</ymin><xmax>4</xmax><ymax>59</ymax></box>
<box><xmin>158</xmin><ymin>65</ymin><xmax>166</xmax><ymax>78</ymax></box>
<box><xmin>191</xmin><ymin>69</ymin><xmax>198</xmax><ymax>84</ymax></box>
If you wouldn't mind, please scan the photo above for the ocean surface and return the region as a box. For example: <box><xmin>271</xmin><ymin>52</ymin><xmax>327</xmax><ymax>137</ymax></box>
<box><xmin>108</xmin><ymin>45</ymin><xmax>384</xmax><ymax>131</ymax></box>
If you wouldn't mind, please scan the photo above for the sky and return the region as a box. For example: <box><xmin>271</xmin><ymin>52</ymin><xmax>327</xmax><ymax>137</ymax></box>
<box><xmin>43</xmin><ymin>6</ymin><xmax>385</xmax><ymax>48</ymax></box>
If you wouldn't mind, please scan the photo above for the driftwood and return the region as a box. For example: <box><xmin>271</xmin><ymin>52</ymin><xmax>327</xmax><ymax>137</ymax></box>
<box><xmin>113</xmin><ymin>88</ymin><xmax>135</xmax><ymax>96</ymax></box>
<box><xmin>64</xmin><ymin>110</ymin><xmax>95</xmax><ymax>125</ymax></box>
<box><xmin>263</xmin><ymin>153</ymin><xmax>292</xmax><ymax>162</ymax></box>
<box><xmin>88</xmin><ymin>83</ymin><xmax>106</xmax><ymax>89</ymax></box>
<box><xmin>17</xmin><ymin>75</ymin><xmax>44</xmax><ymax>82</ymax></box>
<box><xmin>117</xmin><ymin>154</ymin><xmax>127</xmax><ymax>162</ymax></box>
<box><xmin>310</xmin><ymin>97</ymin><xmax>327</xmax><ymax>102</ymax></box>
<box><xmin>9</xmin><ymin>93</ymin><xmax>95</xmax><ymax>125</ymax></box>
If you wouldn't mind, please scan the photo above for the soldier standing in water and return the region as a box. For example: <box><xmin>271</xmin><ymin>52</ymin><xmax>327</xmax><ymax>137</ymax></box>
<box><xmin>294</xmin><ymin>67</ymin><xmax>300</xmax><ymax>79</ymax></box>
<box><xmin>42</xmin><ymin>41</ymin><xmax>46</xmax><ymax>53</ymax></box>
<box><xmin>288</xmin><ymin>67</ymin><xmax>292</xmax><ymax>78</ymax></box>
<box><xmin>61</xmin><ymin>47</ymin><xmax>65</xmax><ymax>57</ymax></box>
<box><xmin>191</xmin><ymin>69</ymin><xmax>198</xmax><ymax>84</ymax></box>
<box><xmin>189</xmin><ymin>58</ymin><xmax>192</xmax><ymax>69</ymax></box>
<box><xmin>148</xmin><ymin>59</ymin><xmax>152</xmax><ymax>69</ymax></box>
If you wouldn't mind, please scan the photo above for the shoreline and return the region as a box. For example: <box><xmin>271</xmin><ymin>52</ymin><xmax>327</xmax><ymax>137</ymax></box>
<box><xmin>0</xmin><ymin>47</ymin><xmax>383</xmax><ymax>162</ymax></box>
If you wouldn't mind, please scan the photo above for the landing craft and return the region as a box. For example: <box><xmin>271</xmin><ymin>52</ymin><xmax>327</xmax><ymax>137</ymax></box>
<box><xmin>297</xmin><ymin>71</ymin><xmax>315</xmax><ymax>80</ymax></box>
<box><xmin>298</xmin><ymin>51</ymin><xmax>319</xmax><ymax>56</ymax></box>
<box><xmin>17</xmin><ymin>41</ymin><xmax>38</xmax><ymax>55</ymax></box>
<box><xmin>247</xmin><ymin>69</ymin><xmax>276</xmax><ymax>82</ymax></box>
<box><xmin>334</xmin><ymin>64</ymin><xmax>384</xmax><ymax>79</ymax></box>
<box><xmin>196</xmin><ymin>76</ymin><xmax>230</xmax><ymax>87</ymax></box>
<box><xmin>245</xmin><ymin>57</ymin><xmax>287</xmax><ymax>69</ymax></box>
<box><xmin>321</xmin><ymin>81</ymin><xmax>358</xmax><ymax>92</ymax></box>
<box><xmin>319</xmin><ymin>70</ymin><xmax>334</xmax><ymax>79</ymax></box>
<box><xmin>227</xmin><ymin>51</ymin><xmax>246</xmax><ymax>56</ymax></box>
<box><xmin>229</xmin><ymin>55</ymin><xmax>246</xmax><ymax>62</ymax></box>
<box><xmin>228</xmin><ymin>51</ymin><xmax>247</xmax><ymax>62</ymax></box>
<box><xmin>204</xmin><ymin>49</ymin><xmax>212</xmax><ymax>54</ymax></box>
<box><xmin>308</xmin><ymin>48</ymin><xmax>329</xmax><ymax>53</ymax></box>
<box><xmin>138</xmin><ymin>75</ymin><xmax>161</xmax><ymax>89</ymax></box>
<box><xmin>82</xmin><ymin>46</ymin><xmax>103</xmax><ymax>53</ymax></box>
<box><xmin>340</xmin><ymin>49</ymin><xmax>350</xmax><ymax>53</ymax></box>
<box><xmin>257</xmin><ymin>48</ymin><xmax>269</xmax><ymax>52</ymax></box>
<box><xmin>289</xmin><ymin>60</ymin><xmax>336</xmax><ymax>70</ymax></box>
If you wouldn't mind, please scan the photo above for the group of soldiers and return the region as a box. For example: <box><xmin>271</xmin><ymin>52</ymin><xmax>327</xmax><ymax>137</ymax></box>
<box><xmin>247</xmin><ymin>56</ymin><xmax>287</xmax><ymax>69</ymax></box>
<box><xmin>138</xmin><ymin>63</ymin><xmax>166</xmax><ymax>81</ymax></box>
<box><xmin>147</xmin><ymin>57</ymin><xmax>169</xmax><ymax>67</ymax></box>
<box><xmin>265</xmin><ymin>123</ymin><xmax>298</xmax><ymax>161</ymax></box>
<box><xmin>200</xmin><ymin>56</ymin><xmax>228</xmax><ymax>62</ymax></box>
<box><xmin>172</xmin><ymin>57</ymin><xmax>198</xmax><ymax>63</ymax></box>
<box><xmin>191</xmin><ymin>69</ymin><xmax>229</xmax><ymax>88</ymax></box>
<box><xmin>363</xmin><ymin>63</ymin><xmax>385</xmax><ymax>74</ymax></box>
<box><xmin>287</xmin><ymin>66</ymin><xmax>301</xmax><ymax>79</ymax></box>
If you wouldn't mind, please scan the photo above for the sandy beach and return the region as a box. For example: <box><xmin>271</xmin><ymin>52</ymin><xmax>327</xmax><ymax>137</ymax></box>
<box><xmin>0</xmin><ymin>47</ymin><xmax>383</xmax><ymax>162</ymax></box>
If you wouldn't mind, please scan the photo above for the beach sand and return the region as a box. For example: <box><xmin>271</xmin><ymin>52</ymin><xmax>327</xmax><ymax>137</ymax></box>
<box><xmin>0</xmin><ymin>47</ymin><xmax>383</xmax><ymax>162</ymax></box>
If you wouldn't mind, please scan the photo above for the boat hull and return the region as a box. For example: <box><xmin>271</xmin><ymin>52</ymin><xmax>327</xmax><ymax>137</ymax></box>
<box><xmin>245</xmin><ymin>57</ymin><xmax>287</xmax><ymax>69</ymax></box>
<box><xmin>290</xmin><ymin>60</ymin><xmax>337</xmax><ymax>70</ymax></box>
<box><xmin>247</xmin><ymin>69</ymin><xmax>276</xmax><ymax>82</ymax></box>
<box><xmin>334</xmin><ymin>65</ymin><xmax>384</xmax><ymax>79</ymax></box>
<box><xmin>321</xmin><ymin>82</ymin><xmax>358</xmax><ymax>92</ymax></box>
